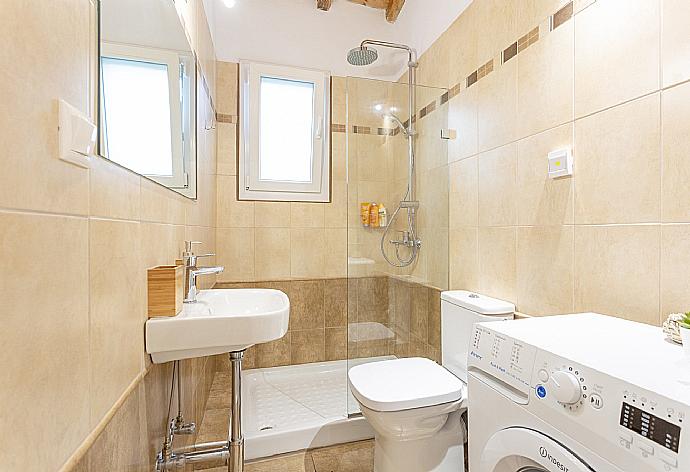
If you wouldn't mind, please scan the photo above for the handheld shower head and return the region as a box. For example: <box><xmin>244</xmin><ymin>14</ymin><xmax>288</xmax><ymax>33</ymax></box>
<box><xmin>385</xmin><ymin>113</ymin><xmax>410</xmax><ymax>137</ymax></box>
<box><xmin>347</xmin><ymin>46</ymin><xmax>379</xmax><ymax>66</ymax></box>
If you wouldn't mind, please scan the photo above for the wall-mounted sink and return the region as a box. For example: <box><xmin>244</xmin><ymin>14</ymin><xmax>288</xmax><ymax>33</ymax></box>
<box><xmin>146</xmin><ymin>289</ymin><xmax>290</xmax><ymax>363</ymax></box>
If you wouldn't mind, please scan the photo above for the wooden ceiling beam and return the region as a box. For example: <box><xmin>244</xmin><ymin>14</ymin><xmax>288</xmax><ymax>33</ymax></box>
<box><xmin>317</xmin><ymin>0</ymin><xmax>333</xmax><ymax>11</ymax></box>
<box><xmin>385</xmin><ymin>0</ymin><xmax>405</xmax><ymax>23</ymax></box>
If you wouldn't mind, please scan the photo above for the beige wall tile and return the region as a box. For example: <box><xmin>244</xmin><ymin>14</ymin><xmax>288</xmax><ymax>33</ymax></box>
<box><xmin>448</xmin><ymin>86</ymin><xmax>478</xmax><ymax>162</ymax></box>
<box><xmin>516</xmin><ymin>124</ymin><xmax>573</xmax><ymax>225</ymax></box>
<box><xmin>140</xmin><ymin>179</ymin><xmax>186</xmax><ymax>225</ymax></box>
<box><xmin>89</xmin><ymin>219</ymin><xmax>144</xmax><ymax>425</ymax></box>
<box><xmin>517</xmin><ymin>21</ymin><xmax>574</xmax><ymax>138</ymax></box>
<box><xmin>255</xmin><ymin>228</ymin><xmax>291</xmax><ymax>280</ymax></box>
<box><xmin>449</xmin><ymin>227</ymin><xmax>479</xmax><ymax>291</ymax></box>
<box><xmin>255</xmin><ymin>201</ymin><xmax>291</xmax><ymax>227</ymax></box>
<box><xmin>574</xmin><ymin>94</ymin><xmax>661</xmax><ymax>224</ymax></box>
<box><xmin>325</xmin><ymin>279</ymin><xmax>348</xmax><ymax>327</ymax></box>
<box><xmin>325</xmin><ymin>327</ymin><xmax>348</xmax><ymax>361</ymax></box>
<box><xmin>256</xmin><ymin>334</ymin><xmax>291</xmax><ymax>368</ymax></box>
<box><xmin>217</xmin><ymin>123</ymin><xmax>237</xmax><ymax>176</ymax></box>
<box><xmin>516</xmin><ymin>0</ymin><xmax>568</xmax><ymax>34</ymax></box>
<box><xmin>291</xmin><ymin>329</ymin><xmax>326</xmax><ymax>364</ymax></box>
<box><xmin>217</xmin><ymin>228</ymin><xmax>255</xmax><ymax>282</ymax></box>
<box><xmin>574</xmin><ymin>225</ymin><xmax>660</xmax><ymax>325</ymax></box>
<box><xmin>449</xmin><ymin>156</ymin><xmax>478</xmax><ymax>228</ymax></box>
<box><xmin>325</xmin><ymin>181</ymin><xmax>347</xmax><ymax>228</ymax></box>
<box><xmin>661</xmin><ymin>225</ymin><xmax>690</xmax><ymax>319</ymax></box>
<box><xmin>0</xmin><ymin>212</ymin><xmax>90</xmax><ymax>471</ymax></box>
<box><xmin>90</xmin><ymin>157</ymin><xmax>141</xmax><ymax>220</ymax></box>
<box><xmin>291</xmin><ymin>203</ymin><xmax>325</xmax><ymax>228</ymax></box>
<box><xmin>217</xmin><ymin>61</ymin><xmax>238</xmax><ymax>114</ymax></box>
<box><xmin>290</xmin><ymin>228</ymin><xmax>326</xmax><ymax>279</ymax></box>
<box><xmin>661</xmin><ymin>82</ymin><xmax>690</xmax><ymax>223</ymax></box>
<box><xmin>475</xmin><ymin>0</ymin><xmax>517</xmax><ymax>62</ymax></box>
<box><xmin>517</xmin><ymin>226</ymin><xmax>574</xmax><ymax>315</ymax></box>
<box><xmin>217</xmin><ymin>175</ymin><xmax>254</xmax><ymax>228</ymax></box>
<box><xmin>662</xmin><ymin>0</ymin><xmax>690</xmax><ymax>87</ymax></box>
<box><xmin>479</xmin><ymin>226</ymin><xmax>517</xmax><ymax>303</ymax></box>
<box><xmin>324</xmin><ymin>228</ymin><xmax>347</xmax><ymax>278</ymax></box>
<box><xmin>478</xmin><ymin>143</ymin><xmax>517</xmax><ymax>226</ymax></box>
<box><xmin>477</xmin><ymin>61</ymin><xmax>518</xmax><ymax>152</ymax></box>
<box><xmin>574</xmin><ymin>0</ymin><xmax>660</xmax><ymax>117</ymax></box>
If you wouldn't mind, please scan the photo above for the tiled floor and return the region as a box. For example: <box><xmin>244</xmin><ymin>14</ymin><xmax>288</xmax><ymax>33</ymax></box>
<box><xmin>196</xmin><ymin>371</ymin><xmax>374</xmax><ymax>472</ymax></box>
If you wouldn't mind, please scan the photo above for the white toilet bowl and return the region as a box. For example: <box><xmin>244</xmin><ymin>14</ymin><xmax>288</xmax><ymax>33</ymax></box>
<box><xmin>347</xmin><ymin>291</ymin><xmax>516</xmax><ymax>472</ymax></box>
<box><xmin>348</xmin><ymin>357</ymin><xmax>466</xmax><ymax>472</ymax></box>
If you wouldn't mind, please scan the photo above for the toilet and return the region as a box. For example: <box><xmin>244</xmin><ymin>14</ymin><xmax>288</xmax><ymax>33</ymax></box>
<box><xmin>347</xmin><ymin>290</ymin><xmax>514</xmax><ymax>472</ymax></box>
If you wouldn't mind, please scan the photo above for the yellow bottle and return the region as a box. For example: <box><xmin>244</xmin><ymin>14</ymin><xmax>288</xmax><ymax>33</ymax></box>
<box><xmin>360</xmin><ymin>203</ymin><xmax>371</xmax><ymax>227</ymax></box>
<box><xmin>369</xmin><ymin>203</ymin><xmax>379</xmax><ymax>227</ymax></box>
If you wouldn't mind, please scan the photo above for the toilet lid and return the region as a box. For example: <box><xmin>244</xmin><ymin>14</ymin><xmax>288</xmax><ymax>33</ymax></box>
<box><xmin>347</xmin><ymin>357</ymin><xmax>465</xmax><ymax>412</ymax></box>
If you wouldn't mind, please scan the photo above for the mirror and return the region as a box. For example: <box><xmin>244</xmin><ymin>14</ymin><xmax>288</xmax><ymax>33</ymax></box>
<box><xmin>98</xmin><ymin>0</ymin><xmax>197</xmax><ymax>198</ymax></box>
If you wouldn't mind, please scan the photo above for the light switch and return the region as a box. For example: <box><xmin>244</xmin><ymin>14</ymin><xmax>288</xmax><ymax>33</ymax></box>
<box><xmin>58</xmin><ymin>99</ymin><xmax>96</xmax><ymax>168</ymax></box>
<box><xmin>547</xmin><ymin>148</ymin><xmax>572</xmax><ymax>179</ymax></box>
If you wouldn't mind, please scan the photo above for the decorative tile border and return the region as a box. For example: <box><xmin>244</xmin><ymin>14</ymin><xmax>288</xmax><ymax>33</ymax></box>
<box><xmin>216</xmin><ymin>113</ymin><xmax>237</xmax><ymax>124</ymax></box>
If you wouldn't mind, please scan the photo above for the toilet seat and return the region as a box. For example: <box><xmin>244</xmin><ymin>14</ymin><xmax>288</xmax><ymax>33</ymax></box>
<box><xmin>348</xmin><ymin>357</ymin><xmax>465</xmax><ymax>412</ymax></box>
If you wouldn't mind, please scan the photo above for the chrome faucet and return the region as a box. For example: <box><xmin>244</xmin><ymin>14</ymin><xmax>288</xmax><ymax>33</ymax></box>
<box><xmin>182</xmin><ymin>241</ymin><xmax>224</xmax><ymax>303</ymax></box>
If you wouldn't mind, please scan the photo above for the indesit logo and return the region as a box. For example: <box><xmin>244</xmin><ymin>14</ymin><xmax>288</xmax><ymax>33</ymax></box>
<box><xmin>539</xmin><ymin>446</ymin><xmax>569</xmax><ymax>472</ymax></box>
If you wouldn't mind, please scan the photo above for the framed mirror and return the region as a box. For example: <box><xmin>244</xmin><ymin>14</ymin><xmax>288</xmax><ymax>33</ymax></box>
<box><xmin>98</xmin><ymin>0</ymin><xmax>197</xmax><ymax>198</ymax></box>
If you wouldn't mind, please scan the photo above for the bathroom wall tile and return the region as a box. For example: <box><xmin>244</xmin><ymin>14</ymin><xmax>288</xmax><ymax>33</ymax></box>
<box><xmin>140</xmin><ymin>223</ymin><xmax>183</xmax><ymax>271</ymax></box>
<box><xmin>255</xmin><ymin>228</ymin><xmax>291</xmax><ymax>280</ymax></box>
<box><xmin>325</xmin><ymin>327</ymin><xmax>348</xmax><ymax>361</ymax></box>
<box><xmin>0</xmin><ymin>0</ymin><xmax>90</xmax><ymax>216</ymax></box>
<box><xmin>662</xmin><ymin>0</ymin><xmax>690</xmax><ymax>87</ymax></box>
<box><xmin>291</xmin><ymin>329</ymin><xmax>326</xmax><ymax>364</ymax></box>
<box><xmin>89</xmin><ymin>219</ymin><xmax>144</xmax><ymax>425</ymax></box>
<box><xmin>574</xmin><ymin>0</ymin><xmax>660</xmax><ymax>117</ymax></box>
<box><xmin>143</xmin><ymin>363</ymin><xmax>174</xmax><ymax>464</ymax></box>
<box><xmin>291</xmin><ymin>203</ymin><xmax>325</xmax><ymax>228</ymax></box>
<box><xmin>356</xmin><ymin>277</ymin><xmax>389</xmax><ymax>324</ymax></box>
<box><xmin>85</xmin><ymin>383</ymin><xmax>149</xmax><ymax>472</ymax></box>
<box><xmin>217</xmin><ymin>175</ymin><xmax>254</xmax><ymax>228</ymax></box>
<box><xmin>449</xmin><ymin>228</ymin><xmax>479</xmax><ymax>292</ymax></box>
<box><xmin>255</xmin><ymin>201</ymin><xmax>291</xmax><ymax>227</ymax></box>
<box><xmin>661</xmin><ymin>225</ymin><xmax>690</xmax><ymax>320</ymax></box>
<box><xmin>90</xmin><ymin>157</ymin><xmax>141</xmax><ymax>220</ymax></box>
<box><xmin>245</xmin><ymin>452</ymin><xmax>316</xmax><ymax>472</ymax></box>
<box><xmin>479</xmin><ymin>227</ymin><xmax>517</xmax><ymax>304</ymax></box>
<box><xmin>445</xmin><ymin>5</ymin><xmax>478</xmax><ymax>87</ymax></box>
<box><xmin>217</xmin><ymin>122</ymin><xmax>237</xmax><ymax>176</ymax></box>
<box><xmin>574</xmin><ymin>94</ymin><xmax>661</xmax><ymax>224</ymax></box>
<box><xmin>310</xmin><ymin>440</ymin><xmax>374</xmax><ymax>472</ymax></box>
<box><xmin>0</xmin><ymin>212</ymin><xmax>90</xmax><ymax>472</ymax></box>
<box><xmin>410</xmin><ymin>285</ymin><xmax>430</xmax><ymax>342</ymax></box>
<box><xmin>447</xmin><ymin>85</ymin><xmax>478</xmax><ymax>162</ymax></box>
<box><xmin>517</xmin><ymin>226</ymin><xmax>574</xmax><ymax>316</ymax></box>
<box><xmin>140</xmin><ymin>178</ymin><xmax>186</xmax><ymax>225</ymax></box>
<box><xmin>516</xmin><ymin>124</ymin><xmax>573</xmax><ymax>225</ymax></box>
<box><xmin>516</xmin><ymin>0</ymin><xmax>568</xmax><ymax>34</ymax></box>
<box><xmin>475</xmin><ymin>0</ymin><xmax>518</xmax><ymax>62</ymax></box>
<box><xmin>661</xmin><ymin>82</ymin><xmax>690</xmax><ymax>223</ymax></box>
<box><xmin>449</xmin><ymin>156</ymin><xmax>478</xmax><ymax>228</ymax></box>
<box><xmin>325</xmin><ymin>278</ymin><xmax>348</xmax><ymax>327</ymax></box>
<box><xmin>574</xmin><ymin>225</ymin><xmax>660</xmax><ymax>325</ymax></box>
<box><xmin>428</xmin><ymin>289</ymin><xmax>442</xmax><ymax>350</ymax></box>
<box><xmin>217</xmin><ymin>61</ymin><xmax>238</xmax><ymax>115</ymax></box>
<box><xmin>478</xmin><ymin>143</ymin><xmax>517</xmax><ymax>226</ymax></box>
<box><xmin>216</xmin><ymin>228</ymin><xmax>255</xmax><ymax>282</ymax></box>
<box><xmin>332</xmin><ymin>133</ymin><xmax>348</xmax><ymax>182</ymax></box>
<box><xmin>256</xmin><ymin>333</ymin><xmax>292</xmax><ymax>368</ymax></box>
<box><xmin>477</xmin><ymin>60</ymin><xmax>518</xmax><ymax>152</ymax></box>
<box><xmin>290</xmin><ymin>228</ymin><xmax>326</xmax><ymax>279</ymax></box>
<box><xmin>324</xmin><ymin>228</ymin><xmax>347</xmax><ymax>278</ymax></box>
<box><xmin>325</xmin><ymin>181</ymin><xmax>348</xmax><ymax>228</ymax></box>
<box><xmin>517</xmin><ymin>21</ymin><xmax>573</xmax><ymax>138</ymax></box>
<box><xmin>288</xmin><ymin>280</ymin><xmax>326</xmax><ymax>331</ymax></box>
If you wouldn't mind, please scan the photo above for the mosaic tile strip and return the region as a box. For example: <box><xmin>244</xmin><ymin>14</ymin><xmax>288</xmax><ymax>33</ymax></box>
<box><xmin>503</xmin><ymin>42</ymin><xmax>518</xmax><ymax>63</ymax></box>
<box><xmin>331</xmin><ymin>123</ymin><xmax>346</xmax><ymax>133</ymax></box>
<box><xmin>216</xmin><ymin>113</ymin><xmax>237</xmax><ymax>124</ymax></box>
<box><xmin>517</xmin><ymin>26</ymin><xmax>540</xmax><ymax>53</ymax></box>
<box><xmin>552</xmin><ymin>1</ymin><xmax>574</xmax><ymax>30</ymax></box>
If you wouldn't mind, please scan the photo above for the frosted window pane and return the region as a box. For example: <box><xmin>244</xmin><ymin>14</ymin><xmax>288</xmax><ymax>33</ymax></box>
<box><xmin>259</xmin><ymin>76</ymin><xmax>314</xmax><ymax>182</ymax></box>
<box><xmin>101</xmin><ymin>57</ymin><xmax>174</xmax><ymax>176</ymax></box>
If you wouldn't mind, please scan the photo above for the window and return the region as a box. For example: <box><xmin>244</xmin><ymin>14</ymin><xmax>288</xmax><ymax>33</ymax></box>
<box><xmin>239</xmin><ymin>61</ymin><xmax>330</xmax><ymax>202</ymax></box>
<box><xmin>100</xmin><ymin>43</ymin><xmax>194</xmax><ymax>189</ymax></box>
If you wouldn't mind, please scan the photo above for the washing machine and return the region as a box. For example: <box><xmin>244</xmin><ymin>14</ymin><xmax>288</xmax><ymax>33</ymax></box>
<box><xmin>467</xmin><ymin>313</ymin><xmax>690</xmax><ymax>472</ymax></box>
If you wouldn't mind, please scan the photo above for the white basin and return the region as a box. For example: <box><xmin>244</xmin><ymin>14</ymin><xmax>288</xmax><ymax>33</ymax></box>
<box><xmin>146</xmin><ymin>289</ymin><xmax>290</xmax><ymax>363</ymax></box>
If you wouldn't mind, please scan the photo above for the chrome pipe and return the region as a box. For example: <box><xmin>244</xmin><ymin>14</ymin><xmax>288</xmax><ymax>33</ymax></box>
<box><xmin>229</xmin><ymin>351</ymin><xmax>245</xmax><ymax>472</ymax></box>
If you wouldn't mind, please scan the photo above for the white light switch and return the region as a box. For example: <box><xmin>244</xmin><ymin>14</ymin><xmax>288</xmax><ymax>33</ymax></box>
<box><xmin>547</xmin><ymin>148</ymin><xmax>572</xmax><ymax>179</ymax></box>
<box><xmin>58</xmin><ymin>99</ymin><xmax>96</xmax><ymax>168</ymax></box>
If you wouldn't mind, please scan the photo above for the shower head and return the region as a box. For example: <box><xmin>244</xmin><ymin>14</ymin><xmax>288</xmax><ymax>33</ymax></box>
<box><xmin>347</xmin><ymin>46</ymin><xmax>379</xmax><ymax>66</ymax></box>
<box><xmin>385</xmin><ymin>113</ymin><xmax>410</xmax><ymax>137</ymax></box>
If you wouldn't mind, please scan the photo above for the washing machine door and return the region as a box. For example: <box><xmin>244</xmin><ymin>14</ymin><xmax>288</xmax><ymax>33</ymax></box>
<box><xmin>480</xmin><ymin>427</ymin><xmax>594</xmax><ymax>472</ymax></box>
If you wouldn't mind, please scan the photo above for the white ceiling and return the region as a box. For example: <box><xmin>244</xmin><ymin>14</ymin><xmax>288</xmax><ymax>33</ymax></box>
<box><xmin>205</xmin><ymin>0</ymin><xmax>472</xmax><ymax>81</ymax></box>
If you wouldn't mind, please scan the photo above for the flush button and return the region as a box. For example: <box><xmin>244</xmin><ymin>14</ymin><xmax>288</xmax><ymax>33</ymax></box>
<box><xmin>638</xmin><ymin>442</ymin><xmax>654</xmax><ymax>455</ymax></box>
<box><xmin>538</xmin><ymin>369</ymin><xmax>549</xmax><ymax>382</ymax></box>
<box><xmin>659</xmin><ymin>450</ymin><xmax>678</xmax><ymax>468</ymax></box>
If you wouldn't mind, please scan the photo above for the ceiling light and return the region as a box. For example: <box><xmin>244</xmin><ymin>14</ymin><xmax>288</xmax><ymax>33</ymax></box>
<box><xmin>222</xmin><ymin>0</ymin><xmax>236</xmax><ymax>8</ymax></box>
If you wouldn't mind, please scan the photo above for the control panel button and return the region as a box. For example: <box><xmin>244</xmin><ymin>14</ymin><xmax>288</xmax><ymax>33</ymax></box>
<box><xmin>550</xmin><ymin>371</ymin><xmax>583</xmax><ymax>405</ymax></box>
<box><xmin>658</xmin><ymin>450</ymin><xmax>678</xmax><ymax>468</ymax></box>
<box><xmin>589</xmin><ymin>393</ymin><xmax>603</xmax><ymax>409</ymax></box>
<box><xmin>536</xmin><ymin>385</ymin><xmax>547</xmax><ymax>399</ymax></box>
<box><xmin>638</xmin><ymin>442</ymin><xmax>654</xmax><ymax>455</ymax></box>
<box><xmin>538</xmin><ymin>369</ymin><xmax>549</xmax><ymax>382</ymax></box>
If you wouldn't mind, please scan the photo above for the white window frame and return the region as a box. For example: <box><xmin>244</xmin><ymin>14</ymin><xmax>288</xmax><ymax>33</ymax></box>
<box><xmin>100</xmin><ymin>42</ymin><xmax>194</xmax><ymax>189</ymax></box>
<box><xmin>239</xmin><ymin>61</ymin><xmax>331</xmax><ymax>202</ymax></box>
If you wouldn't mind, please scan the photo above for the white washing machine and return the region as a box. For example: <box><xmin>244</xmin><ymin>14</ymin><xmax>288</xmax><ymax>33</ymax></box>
<box><xmin>468</xmin><ymin>313</ymin><xmax>690</xmax><ymax>472</ymax></box>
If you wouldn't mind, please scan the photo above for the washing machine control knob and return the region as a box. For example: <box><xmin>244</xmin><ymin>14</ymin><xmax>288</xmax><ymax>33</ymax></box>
<box><xmin>550</xmin><ymin>371</ymin><xmax>582</xmax><ymax>405</ymax></box>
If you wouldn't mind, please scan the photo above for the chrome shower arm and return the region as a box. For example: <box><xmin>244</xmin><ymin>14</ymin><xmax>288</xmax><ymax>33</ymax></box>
<box><xmin>359</xmin><ymin>39</ymin><xmax>418</xmax><ymax>65</ymax></box>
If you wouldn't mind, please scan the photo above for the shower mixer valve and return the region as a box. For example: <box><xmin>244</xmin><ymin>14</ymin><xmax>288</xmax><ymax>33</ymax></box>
<box><xmin>391</xmin><ymin>231</ymin><xmax>422</xmax><ymax>249</ymax></box>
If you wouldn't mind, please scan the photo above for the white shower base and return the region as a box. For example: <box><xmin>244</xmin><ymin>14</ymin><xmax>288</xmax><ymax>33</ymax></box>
<box><xmin>242</xmin><ymin>356</ymin><xmax>393</xmax><ymax>460</ymax></box>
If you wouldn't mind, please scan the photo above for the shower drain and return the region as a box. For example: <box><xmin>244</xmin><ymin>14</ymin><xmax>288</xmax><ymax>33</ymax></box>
<box><xmin>259</xmin><ymin>425</ymin><xmax>274</xmax><ymax>431</ymax></box>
